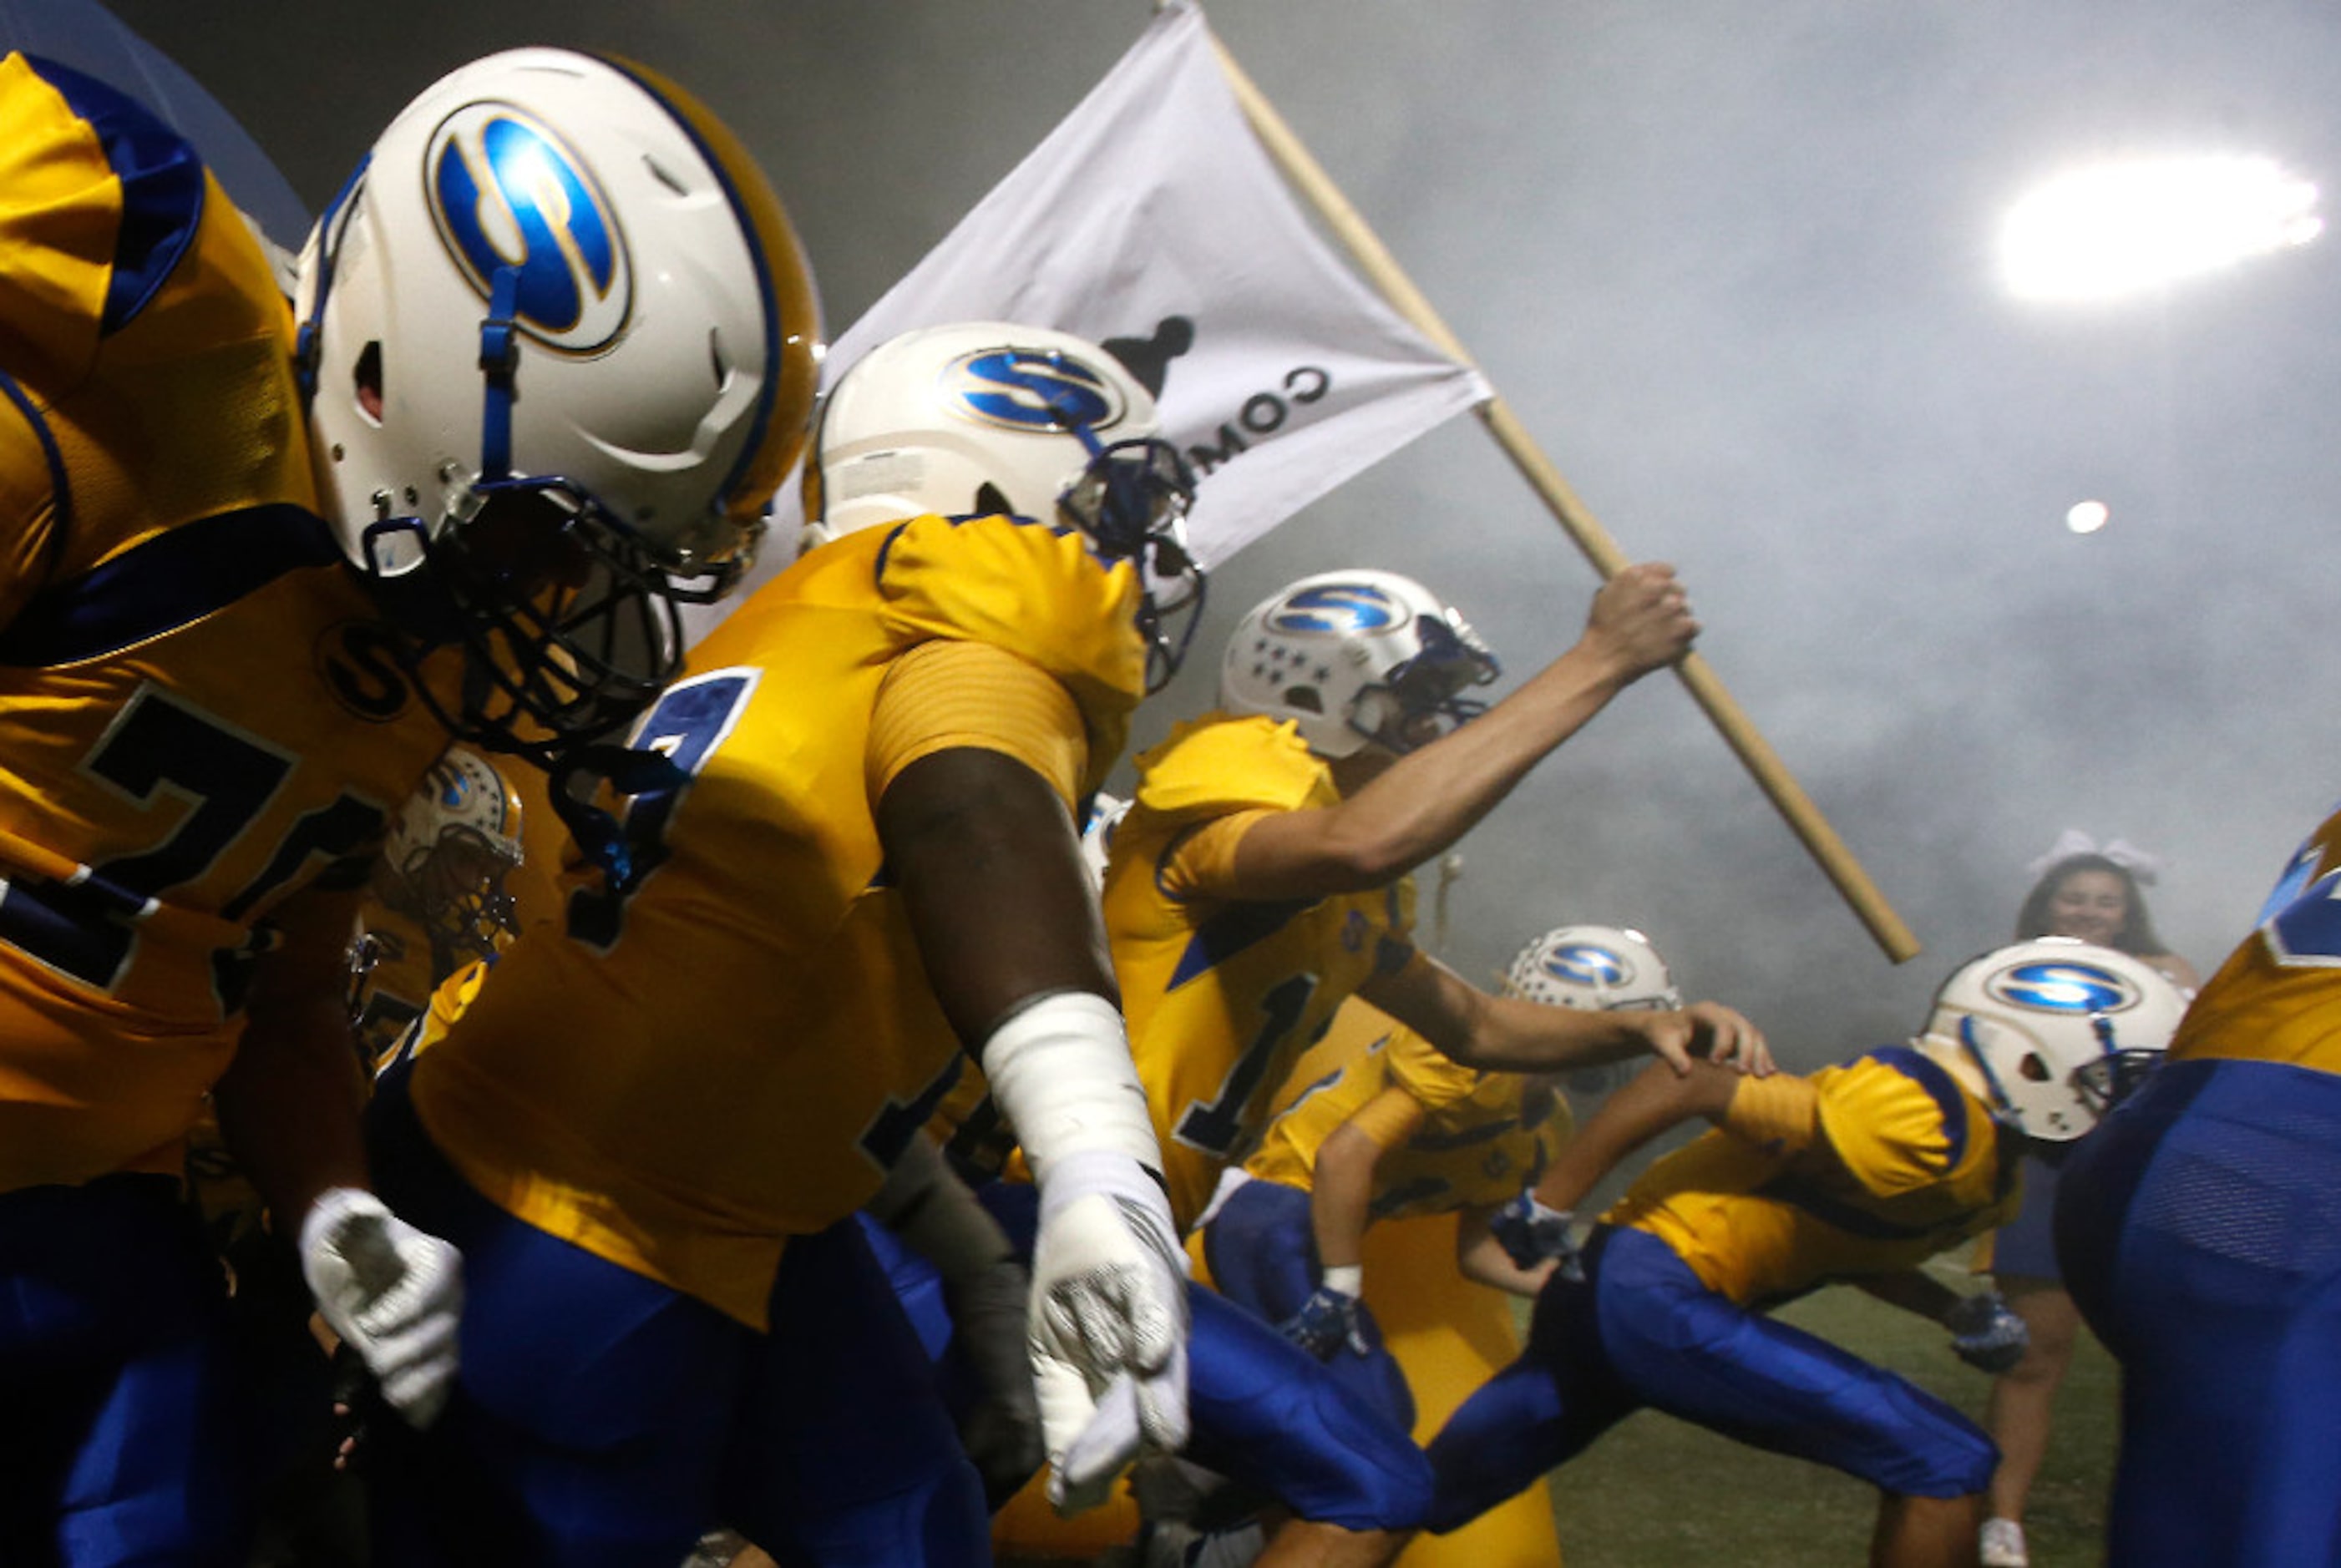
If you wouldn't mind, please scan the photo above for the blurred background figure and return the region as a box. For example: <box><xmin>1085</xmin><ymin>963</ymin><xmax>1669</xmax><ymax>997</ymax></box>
<box><xmin>349</xmin><ymin>746</ymin><xmax>526</xmax><ymax>1068</ymax></box>
<box><xmin>1977</xmin><ymin>834</ymin><xmax>2197</xmax><ymax>1568</ymax></box>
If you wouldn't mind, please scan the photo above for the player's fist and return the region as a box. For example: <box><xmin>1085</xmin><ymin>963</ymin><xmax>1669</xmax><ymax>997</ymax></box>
<box><xmin>1945</xmin><ymin>1289</ymin><xmax>2029</xmax><ymax>1374</ymax></box>
<box><xmin>1489</xmin><ymin>1189</ymin><xmax>1580</xmax><ymax>1277</ymax></box>
<box><xmin>1279</xmin><ymin>1285</ymin><xmax>1372</xmax><ymax>1359</ymax></box>
<box><xmin>1581</xmin><ymin>561</ymin><xmax>1699</xmax><ymax>680</ymax></box>
<box><xmin>1028</xmin><ymin>1150</ymin><xmax>1191</xmax><ymax>1515</ymax></box>
<box><xmin>298</xmin><ymin>1187</ymin><xmax>464</xmax><ymax>1428</ymax></box>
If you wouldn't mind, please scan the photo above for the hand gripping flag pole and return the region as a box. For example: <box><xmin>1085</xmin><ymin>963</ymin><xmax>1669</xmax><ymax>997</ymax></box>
<box><xmin>1201</xmin><ymin>19</ymin><xmax>1921</xmax><ymax>964</ymax></box>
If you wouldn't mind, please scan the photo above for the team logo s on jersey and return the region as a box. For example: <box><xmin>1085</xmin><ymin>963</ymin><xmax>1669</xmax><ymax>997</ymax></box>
<box><xmin>425</xmin><ymin>104</ymin><xmax>631</xmax><ymax>352</ymax></box>
<box><xmin>1267</xmin><ymin>583</ymin><xmax>1403</xmax><ymax>637</ymax></box>
<box><xmin>941</xmin><ymin>348</ymin><xmax>1126</xmax><ymax>432</ymax></box>
<box><xmin>1984</xmin><ymin>958</ymin><xmax>2139</xmax><ymax>1015</ymax></box>
<box><xmin>314</xmin><ymin>621</ymin><xmax>413</xmax><ymax>722</ymax></box>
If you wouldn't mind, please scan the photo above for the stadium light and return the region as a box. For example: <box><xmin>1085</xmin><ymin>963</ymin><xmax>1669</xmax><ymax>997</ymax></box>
<box><xmin>2001</xmin><ymin>154</ymin><xmax>2321</xmax><ymax>301</ymax></box>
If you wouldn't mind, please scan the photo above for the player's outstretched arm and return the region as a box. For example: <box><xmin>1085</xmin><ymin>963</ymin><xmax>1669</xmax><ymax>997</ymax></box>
<box><xmin>1856</xmin><ymin>1271</ymin><xmax>2031</xmax><ymax>1373</ymax></box>
<box><xmin>1528</xmin><ymin>1057</ymin><xmax>1748</xmax><ymax>1216</ymax></box>
<box><xmin>879</xmin><ymin>745</ymin><xmax>1188</xmax><ymax>1515</ymax></box>
<box><xmin>1361</xmin><ymin>951</ymin><xmax>1772</xmax><ymax>1077</ymax></box>
<box><xmin>1280</xmin><ymin>1107</ymin><xmax>1415</xmax><ymax>1360</ymax></box>
<box><xmin>215</xmin><ymin>882</ymin><xmax>463</xmax><ymax>1428</ymax></box>
<box><xmin>1455</xmin><ymin>1204</ymin><xmax>1563</xmax><ymax>1297</ymax></box>
<box><xmin>1223</xmin><ymin>564</ymin><xmax>1698</xmax><ymax>903</ymax></box>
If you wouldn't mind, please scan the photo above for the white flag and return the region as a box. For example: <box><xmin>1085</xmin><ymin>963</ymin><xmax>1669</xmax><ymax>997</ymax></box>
<box><xmin>697</xmin><ymin>0</ymin><xmax>1488</xmax><ymax>630</ymax></box>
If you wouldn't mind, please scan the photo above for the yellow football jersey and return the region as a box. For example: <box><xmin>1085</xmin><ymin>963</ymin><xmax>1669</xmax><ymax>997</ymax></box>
<box><xmin>412</xmin><ymin>513</ymin><xmax>1145</xmax><ymax>1328</ymax></box>
<box><xmin>1606</xmin><ymin>1047</ymin><xmax>2019</xmax><ymax>1308</ymax></box>
<box><xmin>348</xmin><ymin>906</ymin><xmax>440</xmax><ymax>1073</ymax></box>
<box><xmin>1247</xmin><ymin>1013</ymin><xmax>1565</xmax><ymax>1223</ymax></box>
<box><xmin>0</xmin><ymin>55</ymin><xmax>455</xmax><ymax>1192</ymax></box>
<box><xmin>1106</xmin><ymin>714</ymin><xmax>1419</xmax><ymax>1231</ymax></box>
<box><xmin>2170</xmin><ymin>802</ymin><xmax>2341</xmax><ymax>1074</ymax></box>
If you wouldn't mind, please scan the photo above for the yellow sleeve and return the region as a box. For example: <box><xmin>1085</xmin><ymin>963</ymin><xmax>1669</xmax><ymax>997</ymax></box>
<box><xmin>0</xmin><ymin>53</ymin><xmax>116</xmax><ymax>392</ymax></box>
<box><xmin>1381</xmin><ymin>1026</ymin><xmax>1482</xmax><ymax>1113</ymax></box>
<box><xmin>1811</xmin><ymin>1059</ymin><xmax>1961</xmax><ymax>1197</ymax></box>
<box><xmin>1343</xmin><ymin>1084</ymin><xmax>1430</xmax><ymax>1151</ymax></box>
<box><xmin>866</xmin><ymin>637</ymin><xmax>1087</xmax><ymax>806</ymax></box>
<box><xmin>1132</xmin><ymin>714</ymin><xmax>1335</xmax><ymax>822</ymax></box>
<box><xmin>1721</xmin><ymin>1070</ymin><xmax>1823</xmax><ymax>1158</ymax></box>
<box><xmin>1156</xmin><ymin>808</ymin><xmax>1279</xmax><ymax>902</ymax></box>
<box><xmin>876</xmin><ymin>514</ymin><xmax>1143</xmax><ymax>795</ymax></box>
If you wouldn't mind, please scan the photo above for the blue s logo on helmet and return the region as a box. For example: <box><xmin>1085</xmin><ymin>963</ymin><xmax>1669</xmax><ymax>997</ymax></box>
<box><xmin>426</xmin><ymin>105</ymin><xmax>631</xmax><ymax>352</ymax></box>
<box><xmin>1543</xmin><ymin>944</ymin><xmax>1629</xmax><ymax>988</ymax></box>
<box><xmin>1269</xmin><ymin>584</ymin><xmax>1402</xmax><ymax>636</ymax></box>
<box><xmin>1989</xmin><ymin>959</ymin><xmax>2136</xmax><ymax>1014</ymax></box>
<box><xmin>945</xmin><ymin>349</ymin><xmax>1124</xmax><ymax>432</ymax></box>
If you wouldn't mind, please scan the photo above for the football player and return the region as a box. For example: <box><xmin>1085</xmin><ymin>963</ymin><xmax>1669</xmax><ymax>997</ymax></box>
<box><xmin>2055</xmin><ymin>809</ymin><xmax>2341</xmax><ymax>1565</ymax></box>
<box><xmin>1112</xmin><ymin>567</ymin><xmax>1766</xmax><ymax>1245</ymax></box>
<box><xmin>1202</xmin><ymin>926</ymin><xmax>1683</xmax><ymax>1432</ymax></box>
<box><xmin>350</xmin><ymin>745</ymin><xmax>527</xmax><ymax>1067</ymax></box>
<box><xmin>0</xmin><ymin>44</ymin><xmax>813</xmax><ymax>1563</ymax></box>
<box><xmin>940</xmin><ymin>574</ymin><xmax>1770</xmax><ymax>1568</ymax></box>
<box><xmin>1419</xmin><ymin>939</ymin><xmax>2184</xmax><ymax>1568</ymax></box>
<box><xmin>362</xmin><ymin>321</ymin><xmax>1197</xmax><ymax>1563</ymax></box>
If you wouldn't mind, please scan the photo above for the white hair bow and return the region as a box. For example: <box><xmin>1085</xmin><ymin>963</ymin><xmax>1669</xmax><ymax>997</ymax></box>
<box><xmin>2027</xmin><ymin>827</ymin><xmax>2163</xmax><ymax>886</ymax></box>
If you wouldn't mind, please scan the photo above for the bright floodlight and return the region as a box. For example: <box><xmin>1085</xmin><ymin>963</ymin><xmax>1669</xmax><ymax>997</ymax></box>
<box><xmin>2066</xmin><ymin>500</ymin><xmax>2110</xmax><ymax>534</ymax></box>
<box><xmin>2002</xmin><ymin>155</ymin><xmax>2322</xmax><ymax>301</ymax></box>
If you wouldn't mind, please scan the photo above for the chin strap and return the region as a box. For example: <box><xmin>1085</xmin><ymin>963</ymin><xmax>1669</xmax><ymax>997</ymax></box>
<box><xmin>477</xmin><ymin>265</ymin><xmax>522</xmax><ymax>483</ymax></box>
<box><xmin>545</xmin><ymin>742</ymin><xmax>689</xmax><ymax>895</ymax></box>
<box><xmin>292</xmin><ymin>155</ymin><xmax>371</xmax><ymax>402</ymax></box>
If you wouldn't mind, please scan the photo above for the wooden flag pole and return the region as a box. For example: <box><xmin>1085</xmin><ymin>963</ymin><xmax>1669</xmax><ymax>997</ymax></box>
<box><xmin>1207</xmin><ymin>30</ymin><xmax>1922</xmax><ymax>964</ymax></box>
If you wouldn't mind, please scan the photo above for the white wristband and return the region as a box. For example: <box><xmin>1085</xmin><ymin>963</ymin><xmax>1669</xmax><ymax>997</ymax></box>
<box><xmin>1321</xmin><ymin>1264</ymin><xmax>1363</xmax><ymax>1297</ymax></box>
<box><xmin>979</xmin><ymin>990</ymin><xmax>1162</xmax><ymax>1184</ymax></box>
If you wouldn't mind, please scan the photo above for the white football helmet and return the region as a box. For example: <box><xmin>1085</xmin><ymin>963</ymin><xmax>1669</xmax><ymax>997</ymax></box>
<box><xmin>1504</xmin><ymin>924</ymin><xmax>1683</xmax><ymax>1013</ymax></box>
<box><xmin>803</xmin><ymin>321</ymin><xmax>1203</xmax><ymax>690</ymax></box>
<box><xmin>295</xmin><ymin>48</ymin><xmax>822</xmax><ymax>758</ymax></box>
<box><xmin>1918</xmin><ymin>938</ymin><xmax>2186</xmax><ymax>1142</ymax></box>
<box><xmin>383</xmin><ymin>746</ymin><xmax>526</xmax><ymax>965</ymax></box>
<box><xmin>1220</xmin><ymin>570</ymin><xmax>1500</xmax><ymax>760</ymax></box>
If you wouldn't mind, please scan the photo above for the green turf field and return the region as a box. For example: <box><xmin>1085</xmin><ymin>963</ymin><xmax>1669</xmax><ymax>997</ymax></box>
<box><xmin>1543</xmin><ymin>1263</ymin><xmax>2120</xmax><ymax>1565</ymax></box>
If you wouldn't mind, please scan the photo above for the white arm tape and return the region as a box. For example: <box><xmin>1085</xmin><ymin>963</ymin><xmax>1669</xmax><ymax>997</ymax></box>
<box><xmin>980</xmin><ymin>989</ymin><xmax>1163</xmax><ymax>1185</ymax></box>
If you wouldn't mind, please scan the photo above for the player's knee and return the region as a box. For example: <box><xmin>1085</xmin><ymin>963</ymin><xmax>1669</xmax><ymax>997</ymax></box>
<box><xmin>1281</xmin><ymin>1377</ymin><xmax>1436</xmax><ymax>1530</ymax></box>
<box><xmin>1875</xmin><ymin>1392</ymin><xmax>1999</xmax><ymax>1499</ymax></box>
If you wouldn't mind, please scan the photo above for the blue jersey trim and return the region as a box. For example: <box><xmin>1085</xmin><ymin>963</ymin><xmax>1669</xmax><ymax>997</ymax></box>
<box><xmin>25</xmin><ymin>55</ymin><xmax>207</xmax><ymax>339</ymax></box>
<box><xmin>0</xmin><ymin>371</ymin><xmax>73</xmax><ymax>579</ymax></box>
<box><xmin>0</xmin><ymin>503</ymin><xmax>344</xmax><ymax>667</ymax></box>
<box><xmin>1165</xmin><ymin>895</ymin><xmax>1313</xmax><ymax>990</ymax></box>
<box><xmin>1751</xmin><ymin>1173</ymin><xmax>1959</xmax><ymax>1244</ymax></box>
<box><xmin>1870</xmin><ymin>1045</ymin><xmax>1969</xmax><ymax>1174</ymax></box>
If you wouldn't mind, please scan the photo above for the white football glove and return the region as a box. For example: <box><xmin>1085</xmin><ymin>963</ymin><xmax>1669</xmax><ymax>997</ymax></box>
<box><xmin>298</xmin><ymin>1186</ymin><xmax>464</xmax><ymax>1429</ymax></box>
<box><xmin>1029</xmin><ymin>1148</ymin><xmax>1191</xmax><ymax>1515</ymax></box>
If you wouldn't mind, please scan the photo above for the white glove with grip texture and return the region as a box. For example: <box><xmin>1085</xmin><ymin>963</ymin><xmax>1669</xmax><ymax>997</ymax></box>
<box><xmin>299</xmin><ymin>1186</ymin><xmax>464</xmax><ymax>1429</ymax></box>
<box><xmin>1030</xmin><ymin>1149</ymin><xmax>1191</xmax><ymax>1515</ymax></box>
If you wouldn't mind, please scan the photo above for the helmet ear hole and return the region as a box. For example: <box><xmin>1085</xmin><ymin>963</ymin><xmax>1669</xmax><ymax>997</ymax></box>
<box><xmin>353</xmin><ymin>340</ymin><xmax>385</xmax><ymax>426</ymax></box>
<box><xmin>1282</xmin><ymin>687</ymin><xmax>1325</xmax><ymax>716</ymax></box>
<box><xmin>975</xmin><ymin>482</ymin><xmax>1012</xmax><ymax>518</ymax></box>
<box><xmin>2019</xmin><ymin>1052</ymin><xmax>2054</xmax><ymax>1083</ymax></box>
